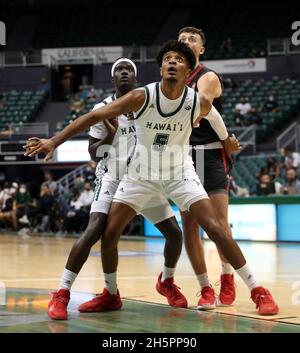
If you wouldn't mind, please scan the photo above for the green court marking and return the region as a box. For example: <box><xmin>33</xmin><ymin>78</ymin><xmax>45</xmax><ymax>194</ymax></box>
<box><xmin>0</xmin><ymin>288</ymin><xmax>299</xmax><ymax>333</ymax></box>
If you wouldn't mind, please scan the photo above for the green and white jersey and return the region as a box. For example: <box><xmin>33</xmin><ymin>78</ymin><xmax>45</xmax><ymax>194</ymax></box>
<box><xmin>89</xmin><ymin>95</ymin><xmax>136</xmax><ymax>180</ymax></box>
<box><xmin>128</xmin><ymin>82</ymin><xmax>200</xmax><ymax>180</ymax></box>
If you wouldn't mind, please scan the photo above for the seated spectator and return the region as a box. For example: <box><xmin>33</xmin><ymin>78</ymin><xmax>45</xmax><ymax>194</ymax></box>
<box><xmin>228</xmin><ymin>176</ymin><xmax>249</xmax><ymax>197</ymax></box>
<box><xmin>42</xmin><ymin>171</ymin><xmax>57</xmax><ymax>194</ymax></box>
<box><xmin>83</xmin><ymin>161</ymin><xmax>97</xmax><ymax>182</ymax></box>
<box><xmin>64</xmin><ymin>182</ymin><xmax>93</xmax><ymax>232</ymax></box>
<box><xmin>0</xmin><ymin>183</ymin><xmax>17</xmax><ymax>230</ymax></box>
<box><xmin>261</xmin><ymin>94</ymin><xmax>280</xmax><ymax>113</ymax></box>
<box><xmin>34</xmin><ymin>184</ymin><xmax>55</xmax><ymax>232</ymax></box>
<box><xmin>266</xmin><ymin>157</ymin><xmax>280</xmax><ymax>181</ymax></box>
<box><xmin>14</xmin><ymin>183</ymin><xmax>36</xmax><ymax>226</ymax></box>
<box><xmin>280</xmin><ymin>147</ymin><xmax>300</xmax><ymax>170</ymax></box>
<box><xmin>234</xmin><ymin>96</ymin><xmax>252</xmax><ymax>126</ymax></box>
<box><xmin>281</xmin><ymin>168</ymin><xmax>300</xmax><ymax>195</ymax></box>
<box><xmin>223</xmin><ymin>77</ymin><xmax>237</xmax><ymax>89</ymax></box>
<box><xmin>256</xmin><ymin>173</ymin><xmax>275</xmax><ymax>196</ymax></box>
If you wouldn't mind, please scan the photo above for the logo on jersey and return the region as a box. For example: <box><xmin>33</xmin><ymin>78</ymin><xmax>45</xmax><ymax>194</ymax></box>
<box><xmin>184</xmin><ymin>105</ymin><xmax>191</xmax><ymax>111</ymax></box>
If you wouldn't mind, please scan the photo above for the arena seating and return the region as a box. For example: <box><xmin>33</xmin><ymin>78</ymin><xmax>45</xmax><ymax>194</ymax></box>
<box><xmin>0</xmin><ymin>90</ymin><xmax>47</xmax><ymax>130</ymax></box>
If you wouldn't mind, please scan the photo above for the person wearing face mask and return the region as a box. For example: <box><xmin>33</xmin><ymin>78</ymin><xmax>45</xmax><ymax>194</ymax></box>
<box><xmin>14</xmin><ymin>183</ymin><xmax>35</xmax><ymax>226</ymax></box>
<box><xmin>261</xmin><ymin>94</ymin><xmax>279</xmax><ymax>113</ymax></box>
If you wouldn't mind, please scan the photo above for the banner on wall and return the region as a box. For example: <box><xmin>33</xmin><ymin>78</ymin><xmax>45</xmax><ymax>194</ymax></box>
<box><xmin>56</xmin><ymin>140</ymin><xmax>90</xmax><ymax>162</ymax></box>
<box><xmin>144</xmin><ymin>204</ymin><xmax>276</xmax><ymax>241</ymax></box>
<box><xmin>203</xmin><ymin>58</ymin><xmax>267</xmax><ymax>74</ymax></box>
<box><xmin>42</xmin><ymin>46</ymin><xmax>123</xmax><ymax>64</ymax></box>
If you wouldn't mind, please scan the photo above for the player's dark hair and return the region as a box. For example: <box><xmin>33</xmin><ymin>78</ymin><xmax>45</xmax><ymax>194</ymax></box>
<box><xmin>156</xmin><ymin>40</ymin><xmax>196</xmax><ymax>70</ymax></box>
<box><xmin>178</xmin><ymin>26</ymin><xmax>206</xmax><ymax>46</ymax></box>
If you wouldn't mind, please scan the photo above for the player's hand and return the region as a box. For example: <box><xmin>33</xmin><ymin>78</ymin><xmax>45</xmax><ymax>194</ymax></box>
<box><xmin>228</xmin><ymin>134</ymin><xmax>242</xmax><ymax>152</ymax></box>
<box><xmin>24</xmin><ymin>137</ymin><xmax>55</xmax><ymax>162</ymax></box>
<box><xmin>103</xmin><ymin>118</ymin><xmax>119</xmax><ymax>135</ymax></box>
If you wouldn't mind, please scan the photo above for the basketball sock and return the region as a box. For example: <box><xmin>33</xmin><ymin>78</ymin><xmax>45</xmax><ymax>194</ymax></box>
<box><xmin>104</xmin><ymin>272</ymin><xmax>118</xmax><ymax>295</ymax></box>
<box><xmin>161</xmin><ymin>266</ymin><xmax>175</xmax><ymax>282</ymax></box>
<box><xmin>236</xmin><ymin>263</ymin><xmax>259</xmax><ymax>291</ymax></box>
<box><xmin>221</xmin><ymin>261</ymin><xmax>234</xmax><ymax>275</ymax></box>
<box><xmin>196</xmin><ymin>273</ymin><xmax>210</xmax><ymax>289</ymax></box>
<box><xmin>59</xmin><ymin>268</ymin><xmax>77</xmax><ymax>290</ymax></box>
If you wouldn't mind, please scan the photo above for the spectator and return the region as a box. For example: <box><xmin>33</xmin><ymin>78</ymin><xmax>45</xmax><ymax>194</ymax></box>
<box><xmin>223</xmin><ymin>77</ymin><xmax>237</xmax><ymax>89</ymax></box>
<box><xmin>34</xmin><ymin>184</ymin><xmax>55</xmax><ymax>232</ymax></box>
<box><xmin>280</xmin><ymin>147</ymin><xmax>300</xmax><ymax>170</ymax></box>
<box><xmin>220</xmin><ymin>37</ymin><xmax>233</xmax><ymax>53</ymax></box>
<box><xmin>83</xmin><ymin>161</ymin><xmax>97</xmax><ymax>182</ymax></box>
<box><xmin>234</xmin><ymin>96</ymin><xmax>252</xmax><ymax>126</ymax></box>
<box><xmin>282</xmin><ymin>168</ymin><xmax>300</xmax><ymax>195</ymax></box>
<box><xmin>42</xmin><ymin>171</ymin><xmax>57</xmax><ymax>194</ymax></box>
<box><xmin>266</xmin><ymin>157</ymin><xmax>280</xmax><ymax>181</ymax></box>
<box><xmin>261</xmin><ymin>94</ymin><xmax>280</xmax><ymax>113</ymax></box>
<box><xmin>256</xmin><ymin>173</ymin><xmax>275</xmax><ymax>196</ymax></box>
<box><xmin>228</xmin><ymin>176</ymin><xmax>249</xmax><ymax>197</ymax></box>
<box><xmin>37</xmin><ymin>77</ymin><xmax>50</xmax><ymax>94</ymax></box>
<box><xmin>0</xmin><ymin>183</ymin><xmax>17</xmax><ymax>230</ymax></box>
<box><xmin>14</xmin><ymin>183</ymin><xmax>36</xmax><ymax>226</ymax></box>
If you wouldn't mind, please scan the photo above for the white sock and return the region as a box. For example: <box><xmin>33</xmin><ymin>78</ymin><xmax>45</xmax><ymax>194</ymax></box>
<box><xmin>196</xmin><ymin>273</ymin><xmax>210</xmax><ymax>289</ymax></box>
<box><xmin>162</xmin><ymin>266</ymin><xmax>175</xmax><ymax>282</ymax></box>
<box><xmin>104</xmin><ymin>272</ymin><xmax>117</xmax><ymax>295</ymax></box>
<box><xmin>59</xmin><ymin>268</ymin><xmax>77</xmax><ymax>290</ymax></box>
<box><xmin>221</xmin><ymin>261</ymin><xmax>234</xmax><ymax>275</ymax></box>
<box><xmin>236</xmin><ymin>263</ymin><xmax>259</xmax><ymax>291</ymax></box>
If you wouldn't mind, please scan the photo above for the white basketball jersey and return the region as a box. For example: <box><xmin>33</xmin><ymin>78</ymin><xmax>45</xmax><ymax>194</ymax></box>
<box><xmin>128</xmin><ymin>82</ymin><xmax>200</xmax><ymax>180</ymax></box>
<box><xmin>89</xmin><ymin>95</ymin><xmax>136</xmax><ymax>180</ymax></box>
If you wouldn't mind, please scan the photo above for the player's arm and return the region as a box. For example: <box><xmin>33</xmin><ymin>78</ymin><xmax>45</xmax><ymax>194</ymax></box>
<box><xmin>24</xmin><ymin>90</ymin><xmax>145</xmax><ymax>161</ymax></box>
<box><xmin>88</xmin><ymin>119</ymin><xmax>118</xmax><ymax>162</ymax></box>
<box><xmin>197</xmin><ymin>71</ymin><xmax>222</xmax><ymax>103</ymax></box>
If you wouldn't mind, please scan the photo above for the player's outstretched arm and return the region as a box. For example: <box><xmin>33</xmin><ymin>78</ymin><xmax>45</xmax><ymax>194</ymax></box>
<box><xmin>24</xmin><ymin>89</ymin><xmax>145</xmax><ymax>161</ymax></box>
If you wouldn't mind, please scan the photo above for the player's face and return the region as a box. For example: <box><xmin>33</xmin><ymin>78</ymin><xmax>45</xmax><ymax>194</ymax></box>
<box><xmin>113</xmin><ymin>62</ymin><xmax>136</xmax><ymax>90</ymax></box>
<box><xmin>178</xmin><ymin>31</ymin><xmax>205</xmax><ymax>61</ymax></box>
<box><xmin>160</xmin><ymin>51</ymin><xmax>191</xmax><ymax>83</ymax></box>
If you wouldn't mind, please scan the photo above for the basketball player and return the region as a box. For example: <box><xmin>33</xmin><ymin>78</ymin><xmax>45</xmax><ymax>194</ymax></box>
<box><xmin>41</xmin><ymin>58</ymin><xmax>187</xmax><ymax>320</ymax></box>
<box><xmin>25</xmin><ymin>41</ymin><xmax>279</xmax><ymax>316</ymax></box>
<box><xmin>178</xmin><ymin>26</ymin><xmax>238</xmax><ymax>309</ymax></box>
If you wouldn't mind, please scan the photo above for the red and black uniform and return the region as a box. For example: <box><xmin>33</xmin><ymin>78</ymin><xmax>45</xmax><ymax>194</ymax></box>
<box><xmin>186</xmin><ymin>64</ymin><xmax>231</xmax><ymax>195</ymax></box>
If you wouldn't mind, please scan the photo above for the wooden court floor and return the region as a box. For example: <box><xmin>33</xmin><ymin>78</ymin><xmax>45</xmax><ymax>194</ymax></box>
<box><xmin>0</xmin><ymin>234</ymin><xmax>300</xmax><ymax>333</ymax></box>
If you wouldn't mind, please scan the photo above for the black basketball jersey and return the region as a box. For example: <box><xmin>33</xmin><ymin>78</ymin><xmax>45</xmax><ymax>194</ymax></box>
<box><xmin>186</xmin><ymin>64</ymin><xmax>223</xmax><ymax>146</ymax></box>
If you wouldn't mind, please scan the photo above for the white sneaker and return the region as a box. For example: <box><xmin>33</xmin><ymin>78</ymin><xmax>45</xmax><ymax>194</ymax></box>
<box><xmin>19</xmin><ymin>215</ymin><xmax>30</xmax><ymax>225</ymax></box>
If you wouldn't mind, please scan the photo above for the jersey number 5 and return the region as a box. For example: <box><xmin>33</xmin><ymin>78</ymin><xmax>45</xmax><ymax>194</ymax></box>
<box><xmin>152</xmin><ymin>133</ymin><xmax>169</xmax><ymax>152</ymax></box>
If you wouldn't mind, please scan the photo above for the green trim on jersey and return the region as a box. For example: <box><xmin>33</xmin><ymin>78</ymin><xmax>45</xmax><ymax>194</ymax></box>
<box><xmin>190</xmin><ymin>90</ymin><xmax>198</xmax><ymax>129</ymax></box>
<box><xmin>135</xmin><ymin>86</ymin><xmax>150</xmax><ymax>119</ymax></box>
<box><xmin>155</xmin><ymin>82</ymin><xmax>188</xmax><ymax>118</ymax></box>
<box><xmin>93</xmin><ymin>178</ymin><xmax>102</xmax><ymax>202</ymax></box>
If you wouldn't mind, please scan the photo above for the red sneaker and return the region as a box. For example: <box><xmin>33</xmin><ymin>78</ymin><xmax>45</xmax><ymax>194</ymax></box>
<box><xmin>217</xmin><ymin>274</ymin><xmax>236</xmax><ymax>306</ymax></box>
<box><xmin>197</xmin><ymin>286</ymin><xmax>216</xmax><ymax>310</ymax></box>
<box><xmin>48</xmin><ymin>289</ymin><xmax>70</xmax><ymax>320</ymax></box>
<box><xmin>251</xmin><ymin>286</ymin><xmax>279</xmax><ymax>315</ymax></box>
<box><xmin>78</xmin><ymin>288</ymin><xmax>122</xmax><ymax>312</ymax></box>
<box><xmin>156</xmin><ymin>272</ymin><xmax>188</xmax><ymax>308</ymax></box>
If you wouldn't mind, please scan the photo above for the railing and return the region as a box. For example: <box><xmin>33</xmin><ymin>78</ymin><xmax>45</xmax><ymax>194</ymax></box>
<box><xmin>276</xmin><ymin>122</ymin><xmax>299</xmax><ymax>152</ymax></box>
<box><xmin>267</xmin><ymin>38</ymin><xmax>300</xmax><ymax>56</ymax></box>
<box><xmin>9</xmin><ymin>123</ymin><xmax>49</xmax><ymax>137</ymax></box>
<box><xmin>54</xmin><ymin>163</ymin><xmax>88</xmax><ymax>197</ymax></box>
<box><xmin>228</xmin><ymin>125</ymin><xmax>256</xmax><ymax>154</ymax></box>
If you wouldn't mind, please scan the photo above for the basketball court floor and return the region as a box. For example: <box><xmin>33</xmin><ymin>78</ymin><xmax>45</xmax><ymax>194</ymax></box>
<box><xmin>1</xmin><ymin>234</ymin><xmax>300</xmax><ymax>333</ymax></box>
